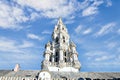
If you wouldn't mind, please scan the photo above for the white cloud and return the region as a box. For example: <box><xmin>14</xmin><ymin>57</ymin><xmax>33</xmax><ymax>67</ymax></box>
<box><xmin>95</xmin><ymin>22</ymin><xmax>116</xmax><ymax>36</ymax></box>
<box><xmin>18</xmin><ymin>41</ymin><xmax>34</xmax><ymax>48</ymax></box>
<box><xmin>0</xmin><ymin>0</ymin><xmax>113</xmax><ymax>29</ymax></box>
<box><xmin>117</xmin><ymin>29</ymin><xmax>120</xmax><ymax>34</ymax></box>
<box><xmin>82</xmin><ymin>6</ymin><xmax>98</xmax><ymax>16</ymax></box>
<box><xmin>27</xmin><ymin>33</ymin><xmax>44</xmax><ymax>41</ymax></box>
<box><xmin>0</xmin><ymin>37</ymin><xmax>34</xmax><ymax>53</ymax></box>
<box><xmin>0</xmin><ymin>1</ymin><xmax>29</xmax><ymax>29</ymax></box>
<box><xmin>85</xmin><ymin>51</ymin><xmax>106</xmax><ymax>57</ymax></box>
<box><xmin>75</xmin><ymin>25</ymin><xmax>82</xmax><ymax>34</ymax></box>
<box><xmin>30</xmin><ymin>12</ymin><xmax>40</xmax><ymax>20</ymax></box>
<box><xmin>15</xmin><ymin>0</ymin><xmax>111</xmax><ymax>18</ymax></box>
<box><xmin>106</xmin><ymin>42</ymin><xmax>117</xmax><ymax>49</ymax></box>
<box><xmin>92</xmin><ymin>0</ymin><xmax>104</xmax><ymax>6</ymax></box>
<box><xmin>42</xmin><ymin>30</ymin><xmax>51</xmax><ymax>35</ymax></box>
<box><xmin>85</xmin><ymin>51</ymin><xmax>115</xmax><ymax>62</ymax></box>
<box><xmin>65</xmin><ymin>20</ymin><xmax>74</xmax><ymax>24</ymax></box>
<box><xmin>106</xmin><ymin>0</ymin><xmax>112</xmax><ymax>7</ymax></box>
<box><xmin>15</xmin><ymin>0</ymin><xmax>76</xmax><ymax>18</ymax></box>
<box><xmin>82</xmin><ymin>0</ymin><xmax>104</xmax><ymax>17</ymax></box>
<box><xmin>83</xmin><ymin>28</ymin><xmax>92</xmax><ymax>35</ymax></box>
<box><xmin>0</xmin><ymin>36</ymin><xmax>43</xmax><ymax>68</ymax></box>
<box><xmin>95</xmin><ymin>55</ymin><xmax>113</xmax><ymax>61</ymax></box>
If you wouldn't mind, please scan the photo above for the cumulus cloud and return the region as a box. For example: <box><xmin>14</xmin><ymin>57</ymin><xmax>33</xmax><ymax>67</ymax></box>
<box><xmin>27</xmin><ymin>33</ymin><xmax>44</xmax><ymax>41</ymax></box>
<box><xmin>14</xmin><ymin>0</ymin><xmax>77</xmax><ymax>18</ymax></box>
<box><xmin>95</xmin><ymin>22</ymin><xmax>116</xmax><ymax>36</ymax></box>
<box><xmin>0</xmin><ymin>0</ymin><xmax>113</xmax><ymax>29</ymax></box>
<box><xmin>0</xmin><ymin>1</ymin><xmax>29</xmax><ymax>29</ymax></box>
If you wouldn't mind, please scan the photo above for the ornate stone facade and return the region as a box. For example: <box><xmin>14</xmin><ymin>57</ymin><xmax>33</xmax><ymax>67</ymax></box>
<box><xmin>42</xmin><ymin>18</ymin><xmax>81</xmax><ymax>72</ymax></box>
<box><xmin>0</xmin><ymin>18</ymin><xmax>120</xmax><ymax>80</ymax></box>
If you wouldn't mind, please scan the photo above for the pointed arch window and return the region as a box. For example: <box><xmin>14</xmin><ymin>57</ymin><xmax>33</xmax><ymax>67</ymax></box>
<box><xmin>55</xmin><ymin>51</ymin><xmax>59</xmax><ymax>62</ymax></box>
<box><xmin>64</xmin><ymin>52</ymin><xmax>67</xmax><ymax>62</ymax></box>
<box><xmin>49</xmin><ymin>55</ymin><xmax>52</xmax><ymax>62</ymax></box>
<box><xmin>56</xmin><ymin>37</ymin><xmax>59</xmax><ymax>44</ymax></box>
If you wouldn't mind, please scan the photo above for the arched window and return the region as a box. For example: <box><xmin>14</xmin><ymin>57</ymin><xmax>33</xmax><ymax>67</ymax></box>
<box><xmin>65</xmin><ymin>58</ymin><xmax>67</xmax><ymax>62</ymax></box>
<box><xmin>49</xmin><ymin>55</ymin><xmax>52</xmax><ymax>62</ymax></box>
<box><xmin>64</xmin><ymin>52</ymin><xmax>67</xmax><ymax>62</ymax></box>
<box><xmin>55</xmin><ymin>51</ymin><xmax>59</xmax><ymax>62</ymax></box>
<box><xmin>56</xmin><ymin>37</ymin><xmax>59</xmax><ymax>44</ymax></box>
<box><xmin>63</xmin><ymin>36</ymin><xmax>65</xmax><ymax>43</ymax></box>
<box><xmin>64</xmin><ymin>52</ymin><xmax>66</xmax><ymax>56</ymax></box>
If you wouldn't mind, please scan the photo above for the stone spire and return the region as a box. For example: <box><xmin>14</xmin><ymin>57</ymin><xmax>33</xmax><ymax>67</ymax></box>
<box><xmin>57</xmin><ymin>17</ymin><xmax>63</xmax><ymax>25</ymax></box>
<box><xmin>42</xmin><ymin>18</ymin><xmax>81</xmax><ymax>72</ymax></box>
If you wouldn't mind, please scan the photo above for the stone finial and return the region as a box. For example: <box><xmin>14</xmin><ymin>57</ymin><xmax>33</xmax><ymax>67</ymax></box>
<box><xmin>57</xmin><ymin>17</ymin><xmax>63</xmax><ymax>25</ymax></box>
<box><xmin>14</xmin><ymin>64</ymin><xmax>20</xmax><ymax>72</ymax></box>
<box><xmin>46</xmin><ymin>41</ymin><xmax>51</xmax><ymax>47</ymax></box>
<box><xmin>70</xmin><ymin>41</ymin><xmax>76</xmax><ymax>47</ymax></box>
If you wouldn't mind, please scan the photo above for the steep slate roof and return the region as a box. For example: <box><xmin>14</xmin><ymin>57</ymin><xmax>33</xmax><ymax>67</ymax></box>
<box><xmin>1</xmin><ymin>70</ymin><xmax>120</xmax><ymax>79</ymax></box>
<box><xmin>50</xmin><ymin>72</ymin><xmax>120</xmax><ymax>79</ymax></box>
<box><xmin>0</xmin><ymin>70</ymin><xmax>39</xmax><ymax>77</ymax></box>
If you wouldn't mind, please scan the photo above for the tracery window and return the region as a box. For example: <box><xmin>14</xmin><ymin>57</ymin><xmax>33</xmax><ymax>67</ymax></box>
<box><xmin>55</xmin><ymin>51</ymin><xmax>59</xmax><ymax>62</ymax></box>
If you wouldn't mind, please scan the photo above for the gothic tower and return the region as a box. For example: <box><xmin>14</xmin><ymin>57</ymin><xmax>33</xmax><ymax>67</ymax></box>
<box><xmin>42</xmin><ymin>18</ymin><xmax>81</xmax><ymax>72</ymax></box>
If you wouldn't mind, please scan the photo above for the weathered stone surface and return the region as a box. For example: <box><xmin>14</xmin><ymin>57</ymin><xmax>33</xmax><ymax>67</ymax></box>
<box><xmin>42</xmin><ymin>18</ymin><xmax>81</xmax><ymax>72</ymax></box>
<box><xmin>0</xmin><ymin>70</ymin><xmax>120</xmax><ymax>80</ymax></box>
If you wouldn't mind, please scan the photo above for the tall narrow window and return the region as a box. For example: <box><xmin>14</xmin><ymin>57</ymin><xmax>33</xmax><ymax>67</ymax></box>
<box><xmin>55</xmin><ymin>51</ymin><xmax>59</xmax><ymax>62</ymax></box>
<box><xmin>65</xmin><ymin>58</ymin><xmax>67</xmax><ymax>62</ymax></box>
<box><xmin>49</xmin><ymin>54</ymin><xmax>52</xmax><ymax>62</ymax></box>
<box><xmin>64</xmin><ymin>52</ymin><xmax>66</xmax><ymax>56</ymax></box>
<box><xmin>56</xmin><ymin>37</ymin><xmax>59</xmax><ymax>44</ymax></box>
<box><xmin>64</xmin><ymin>52</ymin><xmax>67</xmax><ymax>62</ymax></box>
<box><xmin>63</xmin><ymin>36</ymin><xmax>65</xmax><ymax>43</ymax></box>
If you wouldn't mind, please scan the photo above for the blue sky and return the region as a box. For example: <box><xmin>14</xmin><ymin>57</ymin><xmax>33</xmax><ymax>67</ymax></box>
<box><xmin>0</xmin><ymin>0</ymin><xmax>120</xmax><ymax>72</ymax></box>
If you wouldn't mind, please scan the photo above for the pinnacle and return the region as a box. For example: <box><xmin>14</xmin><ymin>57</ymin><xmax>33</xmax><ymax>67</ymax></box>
<box><xmin>57</xmin><ymin>17</ymin><xmax>63</xmax><ymax>25</ymax></box>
